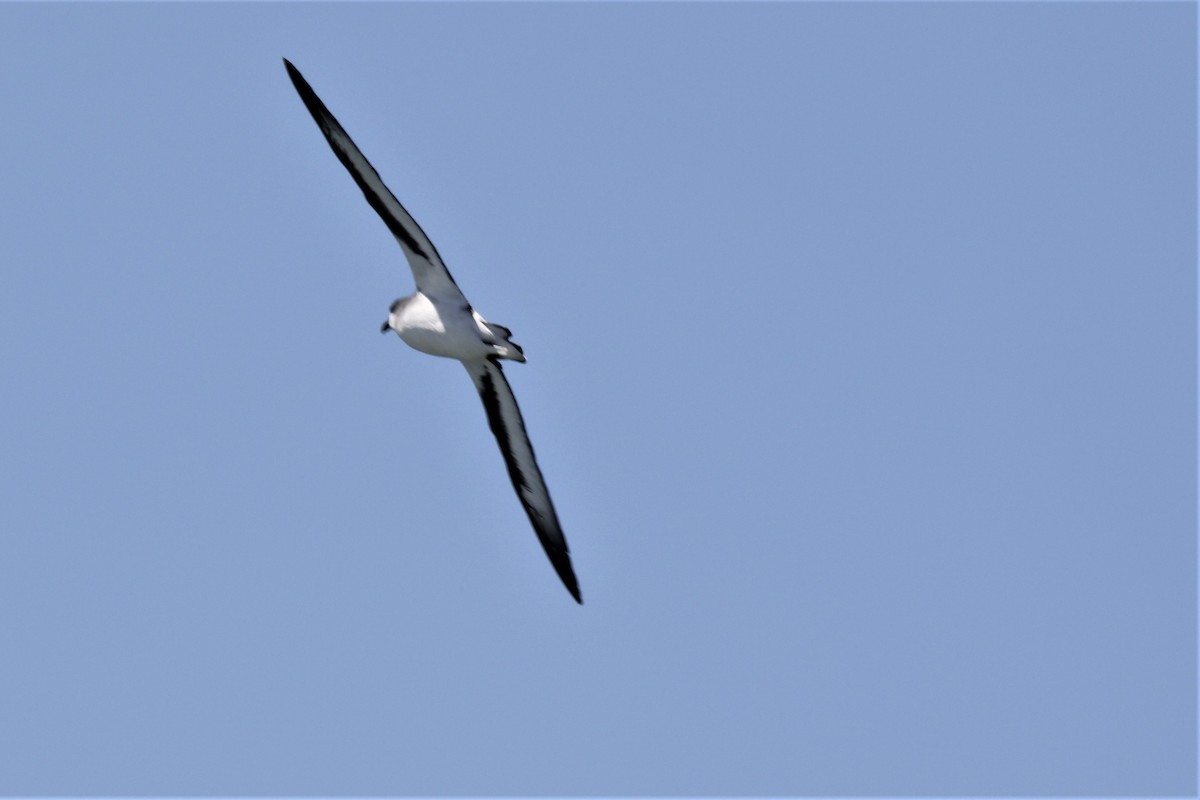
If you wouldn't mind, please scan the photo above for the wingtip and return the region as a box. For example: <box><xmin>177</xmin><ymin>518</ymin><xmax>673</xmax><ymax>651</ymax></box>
<box><xmin>556</xmin><ymin>558</ymin><xmax>583</xmax><ymax>605</ymax></box>
<box><xmin>283</xmin><ymin>59</ymin><xmax>309</xmax><ymax>91</ymax></box>
<box><xmin>543</xmin><ymin>541</ymin><xmax>582</xmax><ymax>604</ymax></box>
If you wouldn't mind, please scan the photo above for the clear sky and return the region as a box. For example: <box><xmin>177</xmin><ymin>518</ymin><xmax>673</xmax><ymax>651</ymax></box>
<box><xmin>0</xmin><ymin>2</ymin><xmax>1194</xmax><ymax>796</ymax></box>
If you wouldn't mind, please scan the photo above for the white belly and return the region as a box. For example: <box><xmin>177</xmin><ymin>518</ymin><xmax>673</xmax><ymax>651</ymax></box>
<box><xmin>390</xmin><ymin>292</ymin><xmax>490</xmax><ymax>360</ymax></box>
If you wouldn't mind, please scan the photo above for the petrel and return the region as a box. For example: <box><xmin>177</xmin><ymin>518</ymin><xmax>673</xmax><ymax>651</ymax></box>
<box><xmin>284</xmin><ymin>59</ymin><xmax>581</xmax><ymax>604</ymax></box>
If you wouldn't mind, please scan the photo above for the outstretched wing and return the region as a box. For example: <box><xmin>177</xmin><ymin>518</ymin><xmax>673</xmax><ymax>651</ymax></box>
<box><xmin>284</xmin><ymin>59</ymin><xmax>465</xmax><ymax>302</ymax></box>
<box><xmin>465</xmin><ymin>358</ymin><xmax>581</xmax><ymax>603</ymax></box>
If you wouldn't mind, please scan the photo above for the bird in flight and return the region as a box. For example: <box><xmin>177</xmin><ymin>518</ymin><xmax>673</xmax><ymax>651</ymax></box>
<box><xmin>284</xmin><ymin>59</ymin><xmax>581</xmax><ymax>604</ymax></box>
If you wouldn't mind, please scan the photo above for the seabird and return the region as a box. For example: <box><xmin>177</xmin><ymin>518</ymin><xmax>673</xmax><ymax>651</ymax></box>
<box><xmin>284</xmin><ymin>59</ymin><xmax>582</xmax><ymax>604</ymax></box>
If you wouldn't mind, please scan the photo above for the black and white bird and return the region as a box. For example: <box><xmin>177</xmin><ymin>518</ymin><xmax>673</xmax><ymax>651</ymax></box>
<box><xmin>284</xmin><ymin>59</ymin><xmax>581</xmax><ymax>604</ymax></box>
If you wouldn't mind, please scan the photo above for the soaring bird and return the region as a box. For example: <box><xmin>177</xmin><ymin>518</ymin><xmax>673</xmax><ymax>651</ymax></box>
<box><xmin>284</xmin><ymin>59</ymin><xmax>581</xmax><ymax>604</ymax></box>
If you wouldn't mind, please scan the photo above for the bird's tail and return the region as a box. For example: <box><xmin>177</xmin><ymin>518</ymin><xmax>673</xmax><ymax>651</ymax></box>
<box><xmin>486</xmin><ymin>322</ymin><xmax>526</xmax><ymax>363</ymax></box>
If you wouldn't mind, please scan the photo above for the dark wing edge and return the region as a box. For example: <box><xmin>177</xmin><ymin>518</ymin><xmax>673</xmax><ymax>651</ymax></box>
<box><xmin>282</xmin><ymin>59</ymin><xmax>463</xmax><ymax>298</ymax></box>
<box><xmin>465</xmin><ymin>358</ymin><xmax>582</xmax><ymax>604</ymax></box>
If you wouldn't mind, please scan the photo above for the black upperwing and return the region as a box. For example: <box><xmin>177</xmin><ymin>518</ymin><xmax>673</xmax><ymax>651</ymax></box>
<box><xmin>465</xmin><ymin>358</ymin><xmax>582</xmax><ymax>604</ymax></box>
<box><xmin>284</xmin><ymin>59</ymin><xmax>465</xmax><ymax>301</ymax></box>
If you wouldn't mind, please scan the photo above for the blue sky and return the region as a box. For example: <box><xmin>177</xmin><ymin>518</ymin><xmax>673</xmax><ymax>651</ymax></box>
<box><xmin>0</xmin><ymin>2</ymin><xmax>1194</xmax><ymax>795</ymax></box>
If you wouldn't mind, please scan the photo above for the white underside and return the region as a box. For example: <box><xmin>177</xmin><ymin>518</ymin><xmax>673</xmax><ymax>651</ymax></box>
<box><xmin>389</xmin><ymin>291</ymin><xmax>520</xmax><ymax>361</ymax></box>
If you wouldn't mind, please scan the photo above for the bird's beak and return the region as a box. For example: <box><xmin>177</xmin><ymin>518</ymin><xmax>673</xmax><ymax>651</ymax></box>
<box><xmin>380</xmin><ymin>320</ymin><xmax>390</xmax><ymax>334</ymax></box>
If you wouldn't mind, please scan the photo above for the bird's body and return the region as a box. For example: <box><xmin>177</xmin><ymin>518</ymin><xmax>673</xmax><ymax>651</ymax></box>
<box><xmin>387</xmin><ymin>292</ymin><xmax>526</xmax><ymax>363</ymax></box>
<box><xmin>284</xmin><ymin>58</ymin><xmax>581</xmax><ymax>603</ymax></box>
